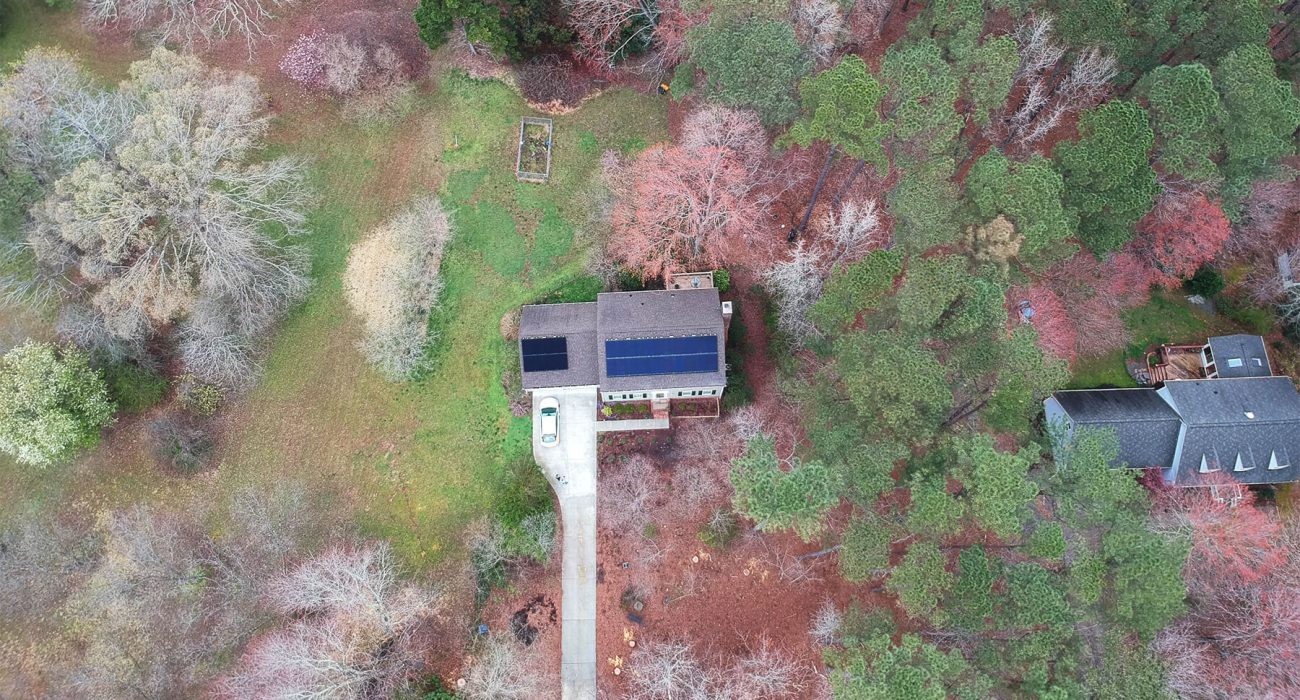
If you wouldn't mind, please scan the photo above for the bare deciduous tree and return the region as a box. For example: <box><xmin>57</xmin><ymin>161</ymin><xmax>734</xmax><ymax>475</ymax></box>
<box><xmin>85</xmin><ymin>0</ymin><xmax>295</xmax><ymax>56</ymax></box>
<box><xmin>626</xmin><ymin>639</ymin><xmax>714</xmax><ymax>700</ymax></box>
<box><xmin>998</xmin><ymin>16</ymin><xmax>1114</xmax><ymax>149</ymax></box>
<box><xmin>627</xmin><ymin>637</ymin><xmax>807</xmax><ymax>700</ymax></box>
<box><xmin>63</xmin><ymin>506</ymin><xmax>225</xmax><ymax>698</ymax></box>
<box><xmin>563</xmin><ymin>0</ymin><xmax>660</xmax><ymax>67</ymax></box>
<box><xmin>808</xmin><ymin>599</ymin><xmax>842</xmax><ymax>646</ymax></box>
<box><xmin>219</xmin><ymin>542</ymin><xmax>439</xmax><ymax>700</ymax></box>
<box><xmin>600</xmin><ymin>454</ymin><xmax>656</xmax><ymax>533</ymax></box>
<box><xmin>462</xmin><ymin>633</ymin><xmax>554</xmax><ymax>700</ymax></box>
<box><xmin>0</xmin><ymin>512</ymin><xmax>101</xmax><ymax>622</ymax></box>
<box><xmin>0</xmin><ymin>47</ymin><xmax>136</xmax><ymax>186</ymax></box>
<box><xmin>793</xmin><ymin>0</ymin><xmax>844</xmax><ymax>67</ymax></box>
<box><xmin>764</xmin><ymin>198</ymin><xmax>883</xmax><ymax>344</ymax></box>
<box><xmin>667</xmin><ymin>460</ymin><xmax>723</xmax><ymax>521</ymax></box>
<box><xmin>720</xmin><ymin>637</ymin><xmax>808</xmax><ymax>699</ymax></box>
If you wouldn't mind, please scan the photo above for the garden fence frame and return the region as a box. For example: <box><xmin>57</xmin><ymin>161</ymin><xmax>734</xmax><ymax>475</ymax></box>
<box><xmin>516</xmin><ymin>117</ymin><xmax>554</xmax><ymax>183</ymax></box>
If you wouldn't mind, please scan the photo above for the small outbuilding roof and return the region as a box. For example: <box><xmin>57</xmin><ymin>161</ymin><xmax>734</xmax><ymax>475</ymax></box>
<box><xmin>1207</xmin><ymin>334</ymin><xmax>1272</xmax><ymax>378</ymax></box>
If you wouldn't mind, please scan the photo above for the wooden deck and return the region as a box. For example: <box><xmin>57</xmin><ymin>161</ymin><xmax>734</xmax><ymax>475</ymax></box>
<box><xmin>1148</xmin><ymin>345</ymin><xmax>1206</xmax><ymax>383</ymax></box>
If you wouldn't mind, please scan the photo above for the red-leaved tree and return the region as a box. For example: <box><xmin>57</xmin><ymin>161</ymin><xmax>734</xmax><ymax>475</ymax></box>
<box><xmin>609</xmin><ymin>107</ymin><xmax>776</xmax><ymax>281</ymax></box>
<box><xmin>1133</xmin><ymin>192</ymin><xmax>1232</xmax><ymax>284</ymax></box>
<box><xmin>1008</xmin><ymin>283</ymin><xmax>1077</xmax><ymax>364</ymax></box>
<box><xmin>1152</xmin><ymin>476</ymin><xmax>1300</xmax><ymax>698</ymax></box>
<box><xmin>1045</xmin><ymin>251</ymin><xmax>1158</xmax><ymax>358</ymax></box>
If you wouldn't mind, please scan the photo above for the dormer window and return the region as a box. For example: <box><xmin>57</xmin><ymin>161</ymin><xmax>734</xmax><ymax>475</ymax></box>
<box><xmin>1199</xmin><ymin>455</ymin><xmax>1220</xmax><ymax>473</ymax></box>
<box><xmin>1234</xmin><ymin>453</ymin><xmax>1254</xmax><ymax>472</ymax></box>
<box><xmin>1269</xmin><ymin>451</ymin><xmax>1290</xmax><ymax>470</ymax></box>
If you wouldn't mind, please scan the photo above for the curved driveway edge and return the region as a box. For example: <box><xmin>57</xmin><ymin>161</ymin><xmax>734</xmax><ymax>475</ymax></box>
<box><xmin>532</xmin><ymin>387</ymin><xmax>599</xmax><ymax>700</ymax></box>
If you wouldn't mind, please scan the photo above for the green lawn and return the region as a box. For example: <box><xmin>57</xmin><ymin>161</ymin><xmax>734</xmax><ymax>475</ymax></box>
<box><xmin>0</xmin><ymin>18</ymin><xmax>668</xmax><ymax>571</ymax></box>
<box><xmin>1066</xmin><ymin>290</ymin><xmax>1241</xmax><ymax>389</ymax></box>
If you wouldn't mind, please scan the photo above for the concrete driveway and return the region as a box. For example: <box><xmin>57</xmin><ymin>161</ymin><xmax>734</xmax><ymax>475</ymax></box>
<box><xmin>532</xmin><ymin>386</ymin><xmax>599</xmax><ymax>700</ymax></box>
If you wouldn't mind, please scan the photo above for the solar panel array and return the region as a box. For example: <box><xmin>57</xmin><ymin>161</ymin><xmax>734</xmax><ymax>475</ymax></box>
<box><xmin>521</xmin><ymin>337</ymin><xmax>568</xmax><ymax>373</ymax></box>
<box><xmin>605</xmin><ymin>335</ymin><xmax>718</xmax><ymax>377</ymax></box>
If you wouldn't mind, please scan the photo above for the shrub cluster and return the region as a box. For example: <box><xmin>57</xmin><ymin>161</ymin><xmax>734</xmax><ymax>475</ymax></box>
<box><xmin>343</xmin><ymin>198</ymin><xmax>454</xmax><ymax>381</ymax></box>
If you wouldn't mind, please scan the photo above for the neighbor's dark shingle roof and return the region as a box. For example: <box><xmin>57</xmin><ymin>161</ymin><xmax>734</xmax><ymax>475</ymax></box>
<box><xmin>1207</xmin><ymin>334</ymin><xmax>1272</xmax><ymax>378</ymax></box>
<box><xmin>596</xmin><ymin>289</ymin><xmax>727</xmax><ymax>392</ymax></box>
<box><xmin>518</xmin><ymin>302</ymin><xmax>598</xmax><ymax>390</ymax></box>
<box><xmin>1052</xmin><ymin>389</ymin><xmax>1182</xmax><ymax>469</ymax></box>
<box><xmin>1162</xmin><ymin>377</ymin><xmax>1300</xmax><ymax>485</ymax></box>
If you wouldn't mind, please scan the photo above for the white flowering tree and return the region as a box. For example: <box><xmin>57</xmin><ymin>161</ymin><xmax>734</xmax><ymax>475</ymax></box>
<box><xmin>0</xmin><ymin>340</ymin><xmax>114</xmax><ymax>467</ymax></box>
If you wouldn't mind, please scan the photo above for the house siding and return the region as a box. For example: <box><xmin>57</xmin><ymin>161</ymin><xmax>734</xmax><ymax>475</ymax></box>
<box><xmin>601</xmin><ymin>385</ymin><xmax>725</xmax><ymax>402</ymax></box>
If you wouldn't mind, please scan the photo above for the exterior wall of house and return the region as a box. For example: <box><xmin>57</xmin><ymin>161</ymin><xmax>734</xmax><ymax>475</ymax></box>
<box><xmin>1042</xmin><ymin>396</ymin><xmax>1073</xmax><ymax>436</ymax></box>
<box><xmin>601</xmin><ymin>385</ymin><xmax>725</xmax><ymax>402</ymax></box>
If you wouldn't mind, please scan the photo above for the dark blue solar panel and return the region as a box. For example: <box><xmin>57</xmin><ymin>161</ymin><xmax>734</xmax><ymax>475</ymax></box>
<box><xmin>604</xmin><ymin>336</ymin><xmax>718</xmax><ymax>377</ymax></box>
<box><xmin>522</xmin><ymin>337</ymin><xmax>568</xmax><ymax>373</ymax></box>
<box><xmin>522</xmin><ymin>337</ymin><xmax>567</xmax><ymax>355</ymax></box>
<box><xmin>606</xmin><ymin>335</ymin><xmax>717</xmax><ymax>359</ymax></box>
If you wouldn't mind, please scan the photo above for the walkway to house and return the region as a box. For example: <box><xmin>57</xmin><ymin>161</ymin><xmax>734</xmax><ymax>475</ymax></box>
<box><xmin>594</xmin><ymin>417</ymin><xmax>671</xmax><ymax>432</ymax></box>
<box><xmin>532</xmin><ymin>386</ymin><xmax>600</xmax><ymax>700</ymax></box>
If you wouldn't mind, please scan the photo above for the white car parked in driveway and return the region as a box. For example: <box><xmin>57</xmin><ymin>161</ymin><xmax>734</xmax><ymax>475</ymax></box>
<box><xmin>539</xmin><ymin>397</ymin><xmax>559</xmax><ymax>447</ymax></box>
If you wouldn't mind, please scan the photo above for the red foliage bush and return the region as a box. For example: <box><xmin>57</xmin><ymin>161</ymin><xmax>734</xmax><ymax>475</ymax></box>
<box><xmin>1044</xmin><ymin>250</ymin><xmax>1160</xmax><ymax>358</ymax></box>
<box><xmin>1133</xmin><ymin>192</ymin><xmax>1232</xmax><ymax>284</ymax></box>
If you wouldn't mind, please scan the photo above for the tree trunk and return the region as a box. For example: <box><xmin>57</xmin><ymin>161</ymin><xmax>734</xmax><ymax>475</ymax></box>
<box><xmin>798</xmin><ymin>545</ymin><xmax>842</xmax><ymax>561</ymax></box>
<box><xmin>829</xmin><ymin>159</ymin><xmax>867</xmax><ymax>211</ymax></box>
<box><xmin>790</xmin><ymin>144</ymin><xmax>838</xmax><ymax>243</ymax></box>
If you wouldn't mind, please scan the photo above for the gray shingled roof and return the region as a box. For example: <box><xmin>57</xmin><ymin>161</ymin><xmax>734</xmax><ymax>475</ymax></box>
<box><xmin>518</xmin><ymin>289</ymin><xmax>726</xmax><ymax>392</ymax></box>
<box><xmin>596</xmin><ymin>289</ymin><xmax>726</xmax><ymax>392</ymax></box>
<box><xmin>518</xmin><ymin>303</ymin><xmax>598</xmax><ymax>389</ymax></box>
<box><xmin>1162</xmin><ymin>377</ymin><xmax>1300</xmax><ymax>485</ymax></box>
<box><xmin>1051</xmin><ymin>389</ymin><xmax>1182</xmax><ymax>469</ymax></box>
<box><xmin>1207</xmin><ymin>334</ymin><xmax>1272</xmax><ymax>378</ymax></box>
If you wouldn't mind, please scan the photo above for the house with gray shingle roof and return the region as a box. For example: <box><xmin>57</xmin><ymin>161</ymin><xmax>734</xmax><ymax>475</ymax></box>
<box><xmin>1046</xmin><ymin>375</ymin><xmax>1300</xmax><ymax>486</ymax></box>
<box><xmin>519</xmin><ymin>288</ymin><xmax>729</xmax><ymax>404</ymax></box>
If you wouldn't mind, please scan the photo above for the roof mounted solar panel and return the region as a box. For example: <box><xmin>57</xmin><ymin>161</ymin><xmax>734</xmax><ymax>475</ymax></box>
<box><xmin>521</xmin><ymin>337</ymin><xmax>568</xmax><ymax>373</ymax></box>
<box><xmin>604</xmin><ymin>336</ymin><xmax>718</xmax><ymax>377</ymax></box>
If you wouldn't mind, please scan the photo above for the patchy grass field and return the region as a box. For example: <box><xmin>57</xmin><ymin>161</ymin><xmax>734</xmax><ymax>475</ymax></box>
<box><xmin>0</xmin><ymin>6</ymin><xmax>668</xmax><ymax>571</ymax></box>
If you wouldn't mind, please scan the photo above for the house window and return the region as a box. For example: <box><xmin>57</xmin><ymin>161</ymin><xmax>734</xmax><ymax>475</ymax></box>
<box><xmin>1227</xmin><ymin>357</ymin><xmax>1244</xmax><ymax>368</ymax></box>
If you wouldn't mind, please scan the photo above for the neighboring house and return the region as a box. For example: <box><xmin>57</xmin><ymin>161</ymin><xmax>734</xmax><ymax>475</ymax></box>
<box><xmin>518</xmin><ymin>288</ymin><xmax>730</xmax><ymax>405</ymax></box>
<box><xmin>1046</xmin><ymin>375</ymin><xmax>1300</xmax><ymax>486</ymax></box>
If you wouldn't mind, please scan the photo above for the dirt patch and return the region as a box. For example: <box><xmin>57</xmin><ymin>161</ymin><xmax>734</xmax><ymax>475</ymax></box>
<box><xmin>510</xmin><ymin>594</ymin><xmax>558</xmax><ymax>646</ymax></box>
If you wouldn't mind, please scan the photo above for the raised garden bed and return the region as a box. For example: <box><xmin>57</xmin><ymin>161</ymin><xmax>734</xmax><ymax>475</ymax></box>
<box><xmin>599</xmin><ymin>400</ymin><xmax>653</xmax><ymax>421</ymax></box>
<box><xmin>669</xmin><ymin>398</ymin><xmax>721</xmax><ymax>418</ymax></box>
<box><xmin>516</xmin><ymin>116</ymin><xmax>553</xmax><ymax>183</ymax></box>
